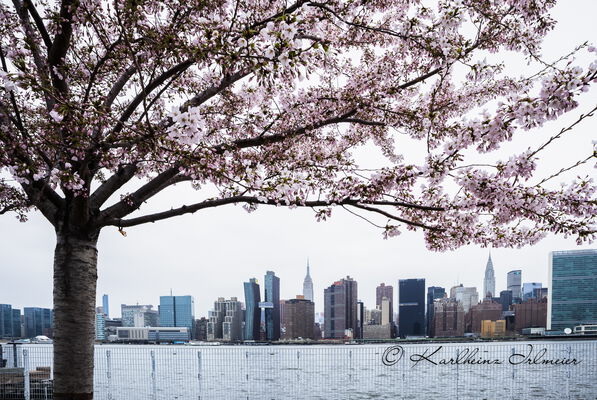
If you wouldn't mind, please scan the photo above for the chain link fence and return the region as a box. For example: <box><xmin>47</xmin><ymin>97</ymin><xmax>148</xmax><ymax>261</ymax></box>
<box><xmin>1</xmin><ymin>340</ymin><xmax>596</xmax><ymax>399</ymax></box>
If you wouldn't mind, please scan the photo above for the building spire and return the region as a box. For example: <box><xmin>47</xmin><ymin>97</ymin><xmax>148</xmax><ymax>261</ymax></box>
<box><xmin>483</xmin><ymin>252</ymin><xmax>496</xmax><ymax>298</ymax></box>
<box><xmin>303</xmin><ymin>258</ymin><xmax>314</xmax><ymax>302</ymax></box>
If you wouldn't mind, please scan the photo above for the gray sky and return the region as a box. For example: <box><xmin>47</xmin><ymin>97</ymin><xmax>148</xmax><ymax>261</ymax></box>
<box><xmin>1</xmin><ymin>1</ymin><xmax>596</xmax><ymax>319</ymax></box>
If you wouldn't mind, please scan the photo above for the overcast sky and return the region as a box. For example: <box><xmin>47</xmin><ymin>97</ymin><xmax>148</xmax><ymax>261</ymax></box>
<box><xmin>1</xmin><ymin>1</ymin><xmax>596</xmax><ymax>319</ymax></box>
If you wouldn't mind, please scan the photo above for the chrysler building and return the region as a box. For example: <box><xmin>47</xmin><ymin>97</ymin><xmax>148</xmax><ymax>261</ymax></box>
<box><xmin>483</xmin><ymin>253</ymin><xmax>496</xmax><ymax>298</ymax></box>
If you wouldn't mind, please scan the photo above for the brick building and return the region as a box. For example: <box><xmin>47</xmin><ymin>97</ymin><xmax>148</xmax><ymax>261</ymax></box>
<box><xmin>468</xmin><ymin>299</ymin><xmax>502</xmax><ymax>334</ymax></box>
<box><xmin>431</xmin><ymin>299</ymin><xmax>465</xmax><ymax>337</ymax></box>
<box><xmin>512</xmin><ymin>298</ymin><xmax>547</xmax><ymax>333</ymax></box>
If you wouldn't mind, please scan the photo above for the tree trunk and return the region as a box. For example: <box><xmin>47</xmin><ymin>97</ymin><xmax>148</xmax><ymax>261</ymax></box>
<box><xmin>52</xmin><ymin>233</ymin><xmax>99</xmax><ymax>400</ymax></box>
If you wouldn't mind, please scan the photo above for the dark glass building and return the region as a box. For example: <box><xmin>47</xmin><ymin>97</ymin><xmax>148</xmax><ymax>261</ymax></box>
<box><xmin>398</xmin><ymin>279</ymin><xmax>425</xmax><ymax>337</ymax></box>
<box><xmin>194</xmin><ymin>317</ymin><xmax>208</xmax><ymax>341</ymax></box>
<box><xmin>12</xmin><ymin>309</ymin><xmax>21</xmax><ymax>338</ymax></box>
<box><xmin>507</xmin><ymin>270</ymin><xmax>522</xmax><ymax>301</ymax></box>
<box><xmin>426</xmin><ymin>286</ymin><xmax>446</xmax><ymax>336</ymax></box>
<box><xmin>324</xmin><ymin>276</ymin><xmax>358</xmax><ymax>339</ymax></box>
<box><xmin>244</xmin><ymin>278</ymin><xmax>261</xmax><ymax>340</ymax></box>
<box><xmin>23</xmin><ymin>307</ymin><xmax>53</xmax><ymax>338</ymax></box>
<box><xmin>548</xmin><ymin>249</ymin><xmax>597</xmax><ymax>330</ymax></box>
<box><xmin>0</xmin><ymin>304</ymin><xmax>13</xmax><ymax>338</ymax></box>
<box><xmin>159</xmin><ymin>295</ymin><xmax>195</xmax><ymax>335</ymax></box>
<box><xmin>264</xmin><ymin>271</ymin><xmax>281</xmax><ymax>341</ymax></box>
<box><xmin>499</xmin><ymin>290</ymin><xmax>513</xmax><ymax>312</ymax></box>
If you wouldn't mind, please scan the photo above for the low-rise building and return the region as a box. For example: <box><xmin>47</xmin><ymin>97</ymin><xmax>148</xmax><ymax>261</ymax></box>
<box><xmin>363</xmin><ymin>324</ymin><xmax>392</xmax><ymax>339</ymax></box>
<box><xmin>116</xmin><ymin>327</ymin><xmax>189</xmax><ymax>343</ymax></box>
<box><xmin>481</xmin><ymin>320</ymin><xmax>506</xmax><ymax>338</ymax></box>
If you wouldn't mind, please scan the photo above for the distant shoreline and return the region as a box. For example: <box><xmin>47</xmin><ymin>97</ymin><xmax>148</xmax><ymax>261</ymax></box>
<box><xmin>3</xmin><ymin>334</ymin><xmax>597</xmax><ymax>347</ymax></box>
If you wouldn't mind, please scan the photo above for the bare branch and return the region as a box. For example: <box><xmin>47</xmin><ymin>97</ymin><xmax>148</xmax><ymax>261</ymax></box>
<box><xmin>103</xmin><ymin>65</ymin><xmax>136</xmax><ymax>109</ymax></box>
<box><xmin>89</xmin><ymin>164</ymin><xmax>138</xmax><ymax>209</ymax></box>
<box><xmin>24</xmin><ymin>0</ymin><xmax>52</xmax><ymax>49</ymax></box>
<box><xmin>104</xmin><ymin>196</ymin><xmax>444</xmax><ymax>228</ymax></box>
<box><xmin>11</xmin><ymin>0</ymin><xmax>53</xmax><ymax>109</ymax></box>
<box><xmin>349</xmin><ymin>203</ymin><xmax>441</xmax><ymax>231</ymax></box>
<box><xmin>111</xmin><ymin>60</ymin><xmax>194</xmax><ymax>135</ymax></box>
<box><xmin>47</xmin><ymin>0</ymin><xmax>79</xmax><ymax>96</ymax></box>
<box><xmin>98</xmin><ymin>167</ymin><xmax>181</xmax><ymax>222</ymax></box>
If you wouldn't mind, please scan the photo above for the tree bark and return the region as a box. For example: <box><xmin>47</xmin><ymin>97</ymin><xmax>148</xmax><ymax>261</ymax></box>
<box><xmin>52</xmin><ymin>232</ymin><xmax>99</xmax><ymax>400</ymax></box>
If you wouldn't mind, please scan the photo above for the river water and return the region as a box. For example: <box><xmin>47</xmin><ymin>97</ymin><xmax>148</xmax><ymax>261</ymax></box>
<box><xmin>3</xmin><ymin>340</ymin><xmax>597</xmax><ymax>399</ymax></box>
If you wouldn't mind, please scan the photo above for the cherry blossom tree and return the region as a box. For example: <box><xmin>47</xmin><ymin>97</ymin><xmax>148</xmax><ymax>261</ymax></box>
<box><xmin>1</xmin><ymin>0</ymin><xmax>596</xmax><ymax>398</ymax></box>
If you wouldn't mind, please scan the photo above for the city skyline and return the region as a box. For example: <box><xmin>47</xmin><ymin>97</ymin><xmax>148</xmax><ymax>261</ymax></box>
<box><xmin>3</xmin><ymin>246</ymin><xmax>593</xmax><ymax>319</ymax></box>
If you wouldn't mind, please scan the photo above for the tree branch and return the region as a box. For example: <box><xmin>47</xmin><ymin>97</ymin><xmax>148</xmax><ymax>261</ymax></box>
<box><xmin>47</xmin><ymin>0</ymin><xmax>78</xmax><ymax>96</ymax></box>
<box><xmin>103</xmin><ymin>64</ymin><xmax>136</xmax><ymax>109</ymax></box>
<box><xmin>11</xmin><ymin>0</ymin><xmax>53</xmax><ymax>109</ymax></box>
<box><xmin>103</xmin><ymin>196</ymin><xmax>444</xmax><ymax>228</ymax></box>
<box><xmin>97</xmin><ymin>167</ymin><xmax>181</xmax><ymax>222</ymax></box>
<box><xmin>349</xmin><ymin>203</ymin><xmax>440</xmax><ymax>231</ymax></box>
<box><xmin>88</xmin><ymin>164</ymin><xmax>138</xmax><ymax>209</ymax></box>
<box><xmin>111</xmin><ymin>60</ymin><xmax>194</xmax><ymax>135</ymax></box>
<box><xmin>24</xmin><ymin>0</ymin><xmax>52</xmax><ymax>49</ymax></box>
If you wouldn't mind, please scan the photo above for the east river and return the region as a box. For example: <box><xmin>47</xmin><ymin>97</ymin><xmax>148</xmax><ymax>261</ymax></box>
<box><xmin>3</xmin><ymin>340</ymin><xmax>597</xmax><ymax>399</ymax></box>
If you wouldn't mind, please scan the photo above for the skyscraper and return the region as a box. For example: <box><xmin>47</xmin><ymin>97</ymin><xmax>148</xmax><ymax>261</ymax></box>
<box><xmin>23</xmin><ymin>307</ymin><xmax>53</xmax><ymax>338</ymax></box>
<box><xmin>499</xmin><ymin>290</ymin><xmax>513</xmax><ymax>312</ymax></box>
<box><xmin>449</xmin><ymin>285</ymin><xmax>479</xmax><ymax>313</ymax></box>
<box><xmin>95</xmin><ymin>313</ymin><xmax>106</xmax><ymax>340</ymax></box>
<box><xmin>264</xmin><ymin>271</ymin><xmax>281</xmax><ymax>341</ymax></box>
<box><xmin>324</xmin><ymin>276</ymin><xmax>358</xmax><ymax>339</ymax></box>
<box><xmin>426</xmin><ymin>286</ymin><xmax>446</xmax><ymax>336</ymax></box>
<box><xmin>0</xmin><ymin>304</ymin><xmax>13</xmax><ymax>338</ymax></box>
<box><xmin>376</xmin><ymin>283</ymin><xmax>393</xmax><ymax>323</ymax></box>
<box><xmin>12</xmin><ymin>309</ymin><xmax>21</xmax><ymax>338</ymax></box>
<box><xmin>398</xmin><ymin>279</ymin><xmax>425</xmax><ymax>337</ymax></box>
<box><xmin>303</xmin><ymin>260</ymin><xmax>314</xmax><ymax>302</ymax></box>
<box><xmin>222</xmin><ymin>297</ymin><xmax>243</xmax><ymax>341</ymax></box>
<box><xmin>244</xmin><ymin>278</ymin><xmax>261</xmax><ymax>340</ymax></box>
<box><xmin>283</xmin><ymin>297</ymin><xmax>315</xmax><ymax>339</ymax></box>
<box><xmin>522</xmin><ymin>282</ymin><xmax>542</xmax><ymax>300</ymax></box>
<box><xmin>121</xmin><ymin>304</ymin><xmax>155</xmax><ymax>327</ymax></box>
<box><xmin>507</xmin><ymin>270</ymin><xmax>522</xmax><ymax>300</ymax></box>
<box><xmin>483</xmin><ymin>253</ymin><xmax>496</xmax><ymax>298</ymax></box>
<box><xmin>102</xmin><ymin>294</ymin><xmax>110</xmax><ymax>319</ymax></box>
<box><xmin>159</xmin><ymin>295</ymin><xmax>195</xmax><ymax>335</ymax></box>
<box><xmin>548</xmin><ymin>249</ymin><xmax>597</xmax><ymax>330</ymax></box>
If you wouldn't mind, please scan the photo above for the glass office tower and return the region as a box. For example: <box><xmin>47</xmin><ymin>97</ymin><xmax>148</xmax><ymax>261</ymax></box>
<box><xmin>398</xmin><ymin>279</ymin><xmax>426</xmax><ymax>337</ymax></box>
<box><xmin>548</xmin><ymin>249</ymin><xmax>597</xmax><ymax>330</ymax></box>
<box><xmin>159</xmin><ymin>295</ymin><xmax>195</xmax><ymax>335</ymax></box>
<box><xmin>244</xmin><ymin>278</ymin><xmax>261</xmax><ymax>340</ymax></box>
<box><xmin>264</xmin><ymin>271</ymin><xmax>281</xmax><ymax>341</ymax></box>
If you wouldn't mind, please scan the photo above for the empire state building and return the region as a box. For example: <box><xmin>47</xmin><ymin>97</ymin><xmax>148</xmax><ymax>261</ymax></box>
<box><xmin>303</xmin><ymin>260</ymin><xmax>314</xmax><ymax>302</ymax></box>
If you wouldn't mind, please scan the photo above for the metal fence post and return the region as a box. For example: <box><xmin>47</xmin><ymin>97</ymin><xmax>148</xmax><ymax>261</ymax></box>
<box><xmin>566</xmin><ymin>345</ymin><xmax>572</xmax><ymax>400</ymax></box>
<box><xmin>455</xmin><ymin>348</ymin><xmax>460</xmax><ymax>400</ymax></box>
<box><xmin>197</xmin><ymin>351</ymin><xmax>202</xmax><ymax>398</ymax></box>
<box><xmin>106</xmin><ymin>349</ymin><xmax>112</xmax><ymax>400</ymax></box>
<box><xmin>23</xmin><ymin>349</ymin><xmax>30</xmax><ymax>400</ymax></box>
<box><xmin>510</xmin><ymin>347</ymin><xmax>515</xmax><ymax>400</ymax></box>
<box><xmin>12</xmin><ymin>342</ymin><xmax>18</xmax><ymax>368</ymax></box>
<box><xmin>150</xmin><ymin>350</ymin><xmax>157</xmax><ymax>400</ymax></box>
<box><xmin>296</xmin><ymin>350</ymin><xmax>300</xmax><ymax>382</ymax></box>
<box><xmin>349</xmin><ymin>349</ymin><xmax>353</xmax><ymax>380</ymax></box>
<box><xmin>245</xmin><ymin>351</ymin><xmax>250</xmax><ymax>400</ymax></box>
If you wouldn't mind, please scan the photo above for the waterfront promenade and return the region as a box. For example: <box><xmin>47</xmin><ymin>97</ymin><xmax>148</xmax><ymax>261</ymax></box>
<box><xmin>1</xmin><ymin>340</ymin><xmax>596</xmax><ymax>399</ymax></box>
